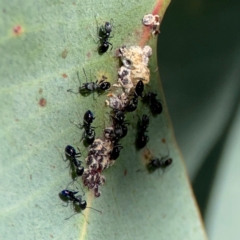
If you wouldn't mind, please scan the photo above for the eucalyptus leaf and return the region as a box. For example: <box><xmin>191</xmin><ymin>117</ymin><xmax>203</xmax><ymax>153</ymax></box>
<box><xmin>0</xmin><ymin>0</ymin><xmax>207</xmax><ymax>239</ymax></box>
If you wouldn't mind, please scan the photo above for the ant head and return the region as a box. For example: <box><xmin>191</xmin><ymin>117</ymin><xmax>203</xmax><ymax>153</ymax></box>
<box><xmin>76</xmin><ymin>166</ymin><xmax>84</xmax><ymax>176</ymax></box>
<box><xmin>65</xmin><ymin>145</ymin><xmax>76</xmax><ymax>158</ymax></box>
<box><xmin>121</xmin><ymin>125</ymin><xmax>128</xmax><ymax>138</ymax></box>
<box><xmin>84</xmin><ymin>110</ymin><xmax>95</xmax><ymax>124</ymax></box>
<box><xmin>164</xmin><ymin>158</ymin><xmax>173</xmax><ymax>167</ymax></box>
<box><xmin>61</xmin><ymin>189</ymin><xmax>78</xmax><ymax>198</ymax></box>
<box><xmin>142</xmin><ymin>114</ymin><xmax>149</xmax><ymax>124</ymax></box>
<box><xmin>115</xmin><ymin>110</ymin><xmax>125</xmax><ymax>121</ymax></box>
<box><xmin>152</xmin><ymin>101</ymin><xmax>163</xmax><ymax>115</ymax></box>
<box><xmin>100</xmin><ymin>81</ymin><xmax>111</xmax><ymax>90</ymax></box>
<box><xmin>113</xmin><ymin>144</ymin><xmax>123</xmax><ymax>151</ymax></box>
<box><xmin>79</xmin><ymin>199</ymin><xmax>87</xmax><ymax>210</ymax></box>
<box><xmin>135</xmin><ymin>80</ymin><xmax>144</xmax><ymax>97</ymax></box>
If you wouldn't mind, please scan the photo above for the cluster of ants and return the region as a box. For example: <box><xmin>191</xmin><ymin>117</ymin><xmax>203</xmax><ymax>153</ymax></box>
<box><xmin>59</xmin><ymin>15</ymin><xmax>172</xmax><ymax>219</ymax></box>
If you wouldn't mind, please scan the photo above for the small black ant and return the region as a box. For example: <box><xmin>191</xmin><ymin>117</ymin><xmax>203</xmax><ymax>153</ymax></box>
<box><xmin>142</xmin><ymin>92</ymin><xmax>163</xmax><ymax>115</ymax></box>
<box><xmin>97</xmin><ymin>19</ymin><xmax>114</xmax><ymax>54</ymax></box>
<box><xmin>104</xmin><ymin>123</ymin><xmax>128</xmax><ymax>143</ymax></box>
<box><xmin>125</xmin><ymin>80</ymin><xmax>144</xmax><ymax>112</ymax></box>
<box><xmin>83</xmin><ymin>110</ymin><xmax>95</xmax><ymax>126</ymax></box>
<box><xmin>135</xmin><ymin>80</ymin><xmax>144</xmax><ymax>97</ymax></box>
<box><xmin>125</xmin><ymin>95</ymin><xmax>138</xmax><ymax>112</ymax></box>
<box><xmin>147</xmin><ymin>157</ymin><xmax>173</xmax><ymax>173</ymax></box>
<box><xmin>137</xmin><ymin>114</ymin><xmax>149</xmax><ymax>132</ymax></box>
<box><xmin>109</xmin><ymin>143</ymin><xmax>123</xmax><ymax>160</ymax></box>
<box><xmin>113</xmin><ymin>122</ymin><xmax>129</xmax><ymax>139</ymax></box>
<box><xmin>81</xmin><ymin>111</ymin><xmax>96</xmax><ymax>145</ymax></box>
<box><xmin>73</xmin><ymin>110</ymin><xmax>96</xmax><ymax>145</ymax></box>
<box><xmin>67</xmin><ymin>69</ymin><xmax>111</xmax><ymax>95</ymax></box>
<box><xmin>65</xmin><ymin>145</ymin><xmax>84</xmax><ymax>177</ymax></box>
<box><xmin>136</xmin><ymin>133</ymin><xmax>149</xmax><ymax>149</ymax></box>
<box><xmin>81</xmin><ymin>125</ymin><xmax>96</xmax><ymax>145</ymax></box>
<box><xmin>136</xmin><ymin>114</ymin><xmax>150</xmax><ymax>149</ymax></box>
<box><xmin>60</xmin><ymin>189</ymin><xmax>102</xmax><ymax>219</ymax></box>
<box><xmin>109</xmin><ymin>110</ymin><xmax>127</xmax><ymax>125</ymax></box>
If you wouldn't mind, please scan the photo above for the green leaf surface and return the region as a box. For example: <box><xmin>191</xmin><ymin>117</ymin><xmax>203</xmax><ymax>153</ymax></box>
<box><xmin>0</xmin><ymin>0</ymin><xmax>207</xmax><ymax>239</ymax></box>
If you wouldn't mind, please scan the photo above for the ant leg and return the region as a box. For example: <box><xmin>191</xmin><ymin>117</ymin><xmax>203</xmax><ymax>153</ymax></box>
<box><xmin>67</xmin><ymin>89</ymin><xmax>79</xmax><ymax>94</ymax></box>
<box><xmin>69</xmin><ymin>119</ymin><xmax>84</xmax><ymax>129</ymax></box>
<box><xmin>62</xmin><ymin>201</ymin><xmax>69</xmax><ymax>207</ymax></box>
<box><xmin>108</xmin><ymin>42</ymin><xmax>113</xmax><ymax>51</ymax></box>
<box><xmin>65</xmin><ymin>212</ymin><xmax>79</xmax><ymax>220</ymax></box>
<box><xmin>77</xmin><ymin>71</ymin><xmax>82</xmax><ymax>86</ymax></box>
<box><xmin>55</xmin><ymin>146</ymin><xmax>68</xmax><ymax>162</ymax></box>
<box><xmin>80</xmin><ymin>131</ymin><xmax>85</xmax><ymax>143</ymax></box>
<box><xmin>65</xmin><ymin>212</ymin><xmax>89</xmax><ymax>223</ymax></box>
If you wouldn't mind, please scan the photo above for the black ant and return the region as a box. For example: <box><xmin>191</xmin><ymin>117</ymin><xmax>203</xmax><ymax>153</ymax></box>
<box><xmin>81</xmin><ymin>110</ymin><xmax>96</xmax><ymax>145</ymax></box>
<box><xmin>147</xmin><ymin>157</ymin><xmax>173</xmax><ymax>173</ymax></box>
<box><xmin>109</xmin><ymin>143</ymin><xmax>123</xmax><ymax>160</ymax></box>
<box><xmin>97</xmin><ymin>19</ymin><xmax>114</xmax><ymax>54</ymax></box>
<box><xmin>125</xmin><ymin>94</ymin><xmax>138</xmax><ymax>112</ymax></box>
<box><xmin>60</xmin><ymin>189</ymin><xmax>102</xmax><ymax>220</ymax></box>
<box><xmin>136</xmin><ymin>133</ymin><xmax>149</xmax><ymax>149</ymax></box>
<box><xmin>135</xmin><ymin>80</ymin><xmax>144</xmax><ymax>97</ymax></box>
<box><xmin>125</xmin><ymin>80</ymin><xmax>144</xmax><ymax>112</ymax></box>
<box><xmin>136</xmin><ymin>114</ymin><xmax>149</xmax><ymax>149</ymax></box>
<box><xmin>82</xmin><ymin>128</ymin><xmax>95</xmax><ymax>146</ymax></box>
<box><xmin>73</xmin><ymin>110</ymin><xmax>96</xmax><ymax>145</ymax></box>
<box><xmin>83</xmin><ymin>110</ymin><xmax>95</xmax><ymax>126</ymax></box>
<box><xmin>142</xmin><ymin>92</ymin><xmax>163</xmax><ymax>115</ymax></box>
<box><xmin>137</xmin><ymin>114</ymin><xmax>149</xmax><ymax>132</ymax></box>
<box><xmin>104</xmin><ymin>123</ymin><xmax>128</xmax><ymax>143</ymax></box>
<box><xmin>65</xmin><ymin>145</ymin><xmax>84</xmax><ymax>177</ymax></box>
<box><xmin>109</xmin><ymin>110</ymin><xmax>126</xmax><ymax>125</ymax></box>
<box><xmin>67</xmin><ymin>69</ymin><xmax>111</xmax><ymax>96</ymax></box>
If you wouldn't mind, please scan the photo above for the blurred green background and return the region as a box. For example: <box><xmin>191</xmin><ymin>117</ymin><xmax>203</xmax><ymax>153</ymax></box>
<box><xmin>158</xmin><ymin>0</ymin><xmax>240</xmax><ymax>239</ymax></box>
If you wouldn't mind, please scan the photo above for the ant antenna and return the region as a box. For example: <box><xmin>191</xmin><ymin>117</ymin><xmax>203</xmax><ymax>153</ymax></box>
<box><xmin>65</xmin><ymin>212</ymin><xmax>78</xmax><ymax>220</ymax></box>
<box><xmin>86</xmin><ymin>207</ymin><xmax>102</xmax><ymax>214</ymax></box>
<box><xmin>82</xmin><ymin>68</ymin><xmax>88</xmax><ymax>83</ymax></box>
<box><xmin>76</xmin><ymin>71</ymin><xmax>82</xmax><ymax>86</ymax></box>
<box><xmin>69</xmin><ymin>119</ymin><xmax>83</xmax><ymax>129</ymax></box>
<box><xmin>65</xmin><ymin>212</ymin><xmax>90</xmax><ymax>224</ymax></box>
<box><xmin>66</xmin><ymin>181</ymin><xmax>85</xmax><ymax>196</ymax></box>
<box><xmin>67</xmin><ymin>89</ymin><xmax>79</xmax><ymax>94</ymax></box>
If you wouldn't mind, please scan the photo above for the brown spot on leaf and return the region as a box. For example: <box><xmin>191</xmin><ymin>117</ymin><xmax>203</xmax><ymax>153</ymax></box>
<box><xmin>15</xmin><ymin>118</ymin><xmax>19</xmax><ymax>122</ymax></box>
<box><xmin>162</xmin><ymin>138</ymin><xmax>166</xmax><ymax>143</ymax></box>
<box><xmin>13</xmin><ymin>25</ymin><xmax>23</xmax><ymax>36</ymax></box>
<box><xmin>30</xmin><ymin>174</ymin><xmax>32</xmax><ymax>180</ymax></box>
<box><xmin>142</xmin><ymin>148</ymin><xmax>152</xmax><ymax>163</ymax></box>
<box><xmin>62</xmin><ymin>73</ymin><xmax>68</xmax><ymax>78</ymax></box>
<box><xmin>38</xmin><ymin>88</ymin><xmax>43</xmax><ymax>94</ymax></box>
<box><xmin>86</xmin><ymin>52</ymin><xmax>91</xmax><ymax>58</ymax></box>
<box><xmin>39</xmin><ymin>98</ymin><xmax>47</xmax><ymax>107</ymax></box>
<box><xmin>124</xmin><ymin>169</ymin><xmax>127</xmax><ymax>176</ymax></box>
<box><xmin>72</xmin><ymin>2</ymin><xmax>76</xmax><ymax>5</ymax></box>
<box><xmin>61</xmin><ymin>49</ymin><xmax>68</xmax><ymax>59</ymax></box>
<box><xmin>50</xmin><ymin>235</ymin><xmax>54</xmax><ymax>238</ymax></box>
